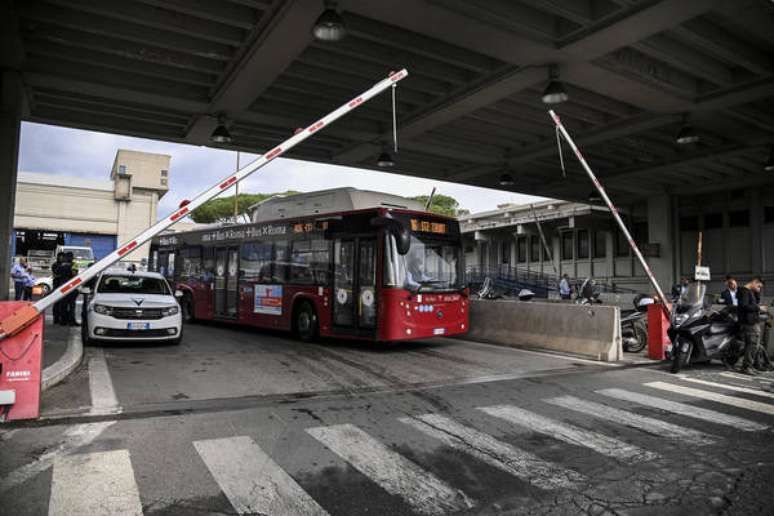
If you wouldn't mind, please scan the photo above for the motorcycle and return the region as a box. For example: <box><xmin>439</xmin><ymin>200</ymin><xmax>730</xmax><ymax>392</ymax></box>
<box><xmin>621</xmin><ymin>294</ymin><xmax>654</xmax><ymax>353</ymax></box>
<box><xmin>667</xmin><ymin>282</ymin><xmax>744</xmax><ymax>373</ymax></box>
<box><xmin>575</xmin><ymin>278</ymin><xmax>602</xmax><ymax>305</ymax></box>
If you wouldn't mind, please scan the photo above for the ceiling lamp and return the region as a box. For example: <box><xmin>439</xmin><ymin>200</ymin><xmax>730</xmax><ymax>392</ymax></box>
<box><xmin>377</xmin><ymin>150</ymin><xmax>395</xmax><ymax>168</ymax></box>
<box><xmin>312</xmin><ymin>2</ymin><xmax>346</xmax><ymax>42</ymax></box>
<box><xmin>676</xmin><ymin>116</ymin><xmax>699</xmax><ymax>145</ymax></box>
<box><xmin>541</xmin><ymin>65</ymin><xmax>569</xmax><ymax>105</ymax></box>
<box><xmin>210</xmin><ymin>115</ymin><xmax>232</xmax><ymax>144</ymax></box>
<box><xmin>764</xmin><ymin>146</ymin><xmax>774</xmax><ymax>172</ymax></box>
<box><xmin>499</xmin><ymin>173</ymin><xmax>514</xmax><ymax>187</ymax></box>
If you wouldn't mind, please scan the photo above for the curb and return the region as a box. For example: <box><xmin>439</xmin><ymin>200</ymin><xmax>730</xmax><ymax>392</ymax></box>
<box><xmin>41</xmin><ymin>327</ymin><xmax>83</xmax><ymax>391</ymax></box>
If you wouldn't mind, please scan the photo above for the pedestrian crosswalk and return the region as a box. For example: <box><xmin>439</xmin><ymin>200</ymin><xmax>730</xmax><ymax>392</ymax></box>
<box><xmin>33</xmin><ymin>372</ymin><xmax>774</xmax><ymax>515</ymax></box>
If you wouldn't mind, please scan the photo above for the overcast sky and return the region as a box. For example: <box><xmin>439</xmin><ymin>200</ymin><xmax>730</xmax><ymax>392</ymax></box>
<box><xmin>18</xmin><ymin>122</ymin><xmax>545</xmax><ymax>218</ymax></box>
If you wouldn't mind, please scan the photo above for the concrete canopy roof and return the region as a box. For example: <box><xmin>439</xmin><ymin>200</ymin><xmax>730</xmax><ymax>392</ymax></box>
<box><xmin>3</xmin><ymin>0</ymin><xmax>774</xmax><ymax>204</ymax></box>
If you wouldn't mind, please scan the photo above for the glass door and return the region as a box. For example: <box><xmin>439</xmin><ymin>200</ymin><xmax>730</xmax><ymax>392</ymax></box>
<box><xmin>333</xmin><ymin>239</ymin><xmax>355</xmax><ymax>327</ymax></box>
<box><xmin>357</xmin><ymin>239</ymin><xmax>377</xmax><ymax>328</ymax></box>
<box><xmin>214</xmin><ymin>247</ymin><xmax>239</xmax><ymax>318</ymax></box>
<box><xmin>333</xmin><ymin>238</ymin><xmax>377</xmax><ymax>330</ymax></box>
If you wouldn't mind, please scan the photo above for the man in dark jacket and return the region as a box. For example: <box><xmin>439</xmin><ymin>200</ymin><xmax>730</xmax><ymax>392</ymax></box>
<box><xmin>51</xmin><ymin>252</ymin><xmax>65</xmax><ymax>324</ymax></box>
<box><xmin>720</xmin><ymin>275</ymin><xmax>738</xmax><ymax>307</ymax></box>
<box><xmin>737</xmin><ymin>277</ymin><xmax>766</xmax><ymax>375</ymax></box>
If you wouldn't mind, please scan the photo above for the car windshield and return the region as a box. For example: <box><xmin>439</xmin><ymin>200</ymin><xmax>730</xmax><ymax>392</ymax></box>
<box><xmin>384</xmin><ymin>234</ymin><xmax>462</xmax><ymax>292</ymax></box>
<box><xmin>98</xmin><ymin>275</ymin><xmax>170</xmax><ymax>295</ymax></box>
<box><xmin>67</xmin><ymin>248</ymin><xmax>93</xmax><ymax>260</ymax></box>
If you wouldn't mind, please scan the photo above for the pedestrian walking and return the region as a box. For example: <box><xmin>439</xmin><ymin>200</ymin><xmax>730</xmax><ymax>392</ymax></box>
<box><xmin>11</xmin><ymin>257</ymin><xmax>28</xmax><ymax>301</ymax></box>
<box><xmin>737</xmin><ymin>277</ymin><xmax>766</xmax><ymax>375</ymax></box>
<box><xmin>52</xmin><ymin>252</ymin><xmax>65</xmax><ymax>323</ymax></box>
<box><xmin>559</xmin><ymin>273</ymin><xmax>572</xmax><ymax>300</ymax></box>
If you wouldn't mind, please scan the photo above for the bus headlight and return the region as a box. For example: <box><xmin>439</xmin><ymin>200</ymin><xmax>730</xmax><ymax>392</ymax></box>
<box><xmin>93</xmin><ymin>304</ymin><xmax>112</xmax><ymax>315</ymax></box>
<box><xmin>162</xmin><ymin>305</ymin><xmax>179</xmax><ymax>316</ymax></box>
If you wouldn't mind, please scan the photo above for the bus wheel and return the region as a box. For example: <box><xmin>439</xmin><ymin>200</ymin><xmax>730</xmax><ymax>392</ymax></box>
<box><xmin>295</xmin><ymin>301</ymin><xmax>319</xmax><ymax>342</ymax></box>
<box><xmin>181</xmin><ymin>296</ymin><xmax>195</xmax><ymax>323</ymax></box>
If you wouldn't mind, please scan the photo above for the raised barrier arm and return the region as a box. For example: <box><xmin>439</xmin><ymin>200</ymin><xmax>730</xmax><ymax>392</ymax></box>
<box><xmin>0</xmin><ymin>69</ymin><xmax>409</xmax><ymax>340</ymax></box>
<box><xmin>548</xmin><ymin>109</ymin><xmax>670</xmax><ymax>318</ymax></box>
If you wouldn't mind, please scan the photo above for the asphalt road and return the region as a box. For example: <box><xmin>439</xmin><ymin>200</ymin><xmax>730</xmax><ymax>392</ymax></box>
<box><xmin>2</xmin><ymin>321</ymin><xmax>774</xmax><ymax>515</ymax></box>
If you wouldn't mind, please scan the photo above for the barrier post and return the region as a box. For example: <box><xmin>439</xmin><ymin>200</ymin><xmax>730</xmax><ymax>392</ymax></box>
<box><xmin>0</xmin><ymin>302</ymin><xmax>43</xmax><ymax>421</ymax></box>
<box><xmin>647</xmin><ymin>303</ymin><xmax>670</xmax><ymax>360</ymax></box>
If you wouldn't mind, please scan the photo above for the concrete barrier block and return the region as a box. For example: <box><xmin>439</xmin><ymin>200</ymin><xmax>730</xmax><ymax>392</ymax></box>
<box><xmin>467</xmin><ymin>300</ymin><xmax>622</xmax><ymax>362</ymax></box>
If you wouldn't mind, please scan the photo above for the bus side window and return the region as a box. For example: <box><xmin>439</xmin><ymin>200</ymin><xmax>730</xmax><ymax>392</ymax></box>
<box><xmin>290</xmin><ymin>240</ymin><xmax>314</xmax><ymax>284</ymax></box>
<box><xmin>274</xmin><ymin>240</ymin><xmax>288</xmax><ymax>284</ymax></box>
<box><xmin>241</xmin><ymin>241</ymin><xmax>273</xmax><ymax>283</ymax></box>
<box><xmin>181</xmin><ymin>247</ymin><xmax>202</xmax><ymax>279</ymax></box>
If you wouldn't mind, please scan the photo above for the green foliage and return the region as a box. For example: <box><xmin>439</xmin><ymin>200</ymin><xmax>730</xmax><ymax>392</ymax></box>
<box><xmin>409</xmin><ymin>193</ymin><xmax>462</xmax><ymax>217</ymax></box>
<box><xmin>190</xmin><ymin>191</ymin><xmax>301</xmax><ymax>223</ymax></box>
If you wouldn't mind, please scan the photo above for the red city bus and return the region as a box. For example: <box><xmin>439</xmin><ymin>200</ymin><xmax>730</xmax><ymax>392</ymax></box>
<box><xmin>150</xmin><ymin>205</ymin><xmax>468</xmax><ymax>342</ymax></box>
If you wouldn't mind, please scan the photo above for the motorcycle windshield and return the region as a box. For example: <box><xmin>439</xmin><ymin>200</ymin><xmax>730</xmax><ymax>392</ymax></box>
<box><xmin>678</xmin><ymin>282</ymin><xmax>706</xmax><ymax>309</ymax></box>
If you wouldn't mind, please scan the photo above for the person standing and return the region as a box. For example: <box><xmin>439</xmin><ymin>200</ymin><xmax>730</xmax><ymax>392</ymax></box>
<box><xmin>22</xmin><ymin>266</ymin><xmax>36</xmax><ymax>301</ymax></box>
<box><xmin>52</xmin><ymin>252</ymin><xmax>65</xmax><ymax>324</ymax></box>
<box><xmin>737</xmin><ymin>277</ymin><xmax>766</xmax><ymax>375</ymax></box>
<box><xmin>671</xmin><ymin>276</ymin><xmax>690</xmax><ymax>302</ymax></box>
<box><xmin>559</xmin><ymin>273</ymin><xmax>572</xmax><ymax>300</ymax></box>
<box><xmin>11</xmin><ymin>257</ymin><xmax>28</xmax><ymax>301</ymax></box>
<box><xmin>720</xmin><ymin>275</ymin><xmax>738</xmax><ymax>307</ymax></box>
<box><xmin>63</xmin><ymin>252</ymin><xmax>80</xmax><ymax>326</ymax></box>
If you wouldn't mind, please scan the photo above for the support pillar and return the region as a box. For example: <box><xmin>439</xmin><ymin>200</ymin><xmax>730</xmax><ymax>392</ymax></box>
<box><xmin>0</xmin><ymin>72</ymin><xmax>24</xmax><ymax>300</ymax></box>
<box><xmin>647</xmin><ymin>194</ymin><xmax>676</xmax><ymax>292</ymax></box>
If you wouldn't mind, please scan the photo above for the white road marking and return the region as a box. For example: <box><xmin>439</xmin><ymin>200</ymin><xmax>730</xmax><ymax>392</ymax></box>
<box><xmin>597</xmin><ymin>388</ymin><xmax>768</xmax><ymax>431</ymax></box>
<box><xmin>479</xmin><ymin>405</ymin><xmax>657</xmax><ymax>464</ymax></box>
<box><xmin>680</xmin><ymin>377</ymin><xmax>774</xmax><ymax>399</ymax></box>
<box><xmin>49</xmin><ymin>449</ymin><xmax>142</xmax><ymax>516</ymax></box>
<box><xmin>0</xmin><ymin>422</ymin><xmax>115</xmax><ymax>494</ymax></box>
<box><xmin>399</xmin><ymin>413</ymin><xmax>583</xmax><ymax>490</ymax></box>
<box><xmin>306</xmin><ymin>423</ymin><xmax>473</xmax><ymax>515</ymax></box>
<box><xmin>645</xmin><ymin>381</ymin><xmax>774</xmax><ymax>416</ymax></box>
<box><xmin>546</xmin><ymin>395</ymin><xmax>715</xmax><ymax>445</ymax></box>
<box><xmin>88</xmin><ymin>348</ymin><xmax>120</xmax><ymax>415</ymax></box>
<box><xmin>719</xmin><ymin>372</ymin><xmax>773</xmax><ymax>384</ymax></box>
<box><xmin>193</xmin><ymin>436</ymin><xmax>328</xmax><ymax>516</ymax></box>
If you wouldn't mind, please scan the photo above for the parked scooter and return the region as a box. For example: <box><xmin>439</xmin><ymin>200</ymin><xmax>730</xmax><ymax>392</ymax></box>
<box><xmin>575</xmin><ymin>278</ymin><xmax>602</xmax><ymax>305</ymax></box>
<box><xmin>476</xmin><ymin>277</ymin><xmax>535</xmax><ymax>301</ymax></box>
<box><xmin>621</xmin><ymin>294</ymin><xmax>654</xmax><ymax>353</ymax></box>
<box><xmin>667</xmin><ymin>282</ymin><xmax>744</xmax><ymax>373</ymax></box>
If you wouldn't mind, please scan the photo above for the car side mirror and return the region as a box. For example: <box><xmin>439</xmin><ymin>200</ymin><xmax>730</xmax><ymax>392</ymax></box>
<box><xmin>174</xmin><ymin>290</ymin><xmax>184</xmax><ymax>299</ymax></box>
<box><xmin>78</xmin><ymin>286</ymin><xmax>91</xmax><ymax>295</ymax></box>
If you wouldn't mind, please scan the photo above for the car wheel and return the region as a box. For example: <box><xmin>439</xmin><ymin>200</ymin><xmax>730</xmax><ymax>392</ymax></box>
<box><xmin>295</xmin><ymin>301</ymin><xmax>319</xmax><ymax>343</ymax></box>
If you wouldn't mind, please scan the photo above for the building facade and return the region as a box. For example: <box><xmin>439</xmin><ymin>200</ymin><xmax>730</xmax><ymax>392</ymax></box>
<box><xmin>12</xmin><ymin>149</ymin><xmax>169</xmax><ymax>266</ymax></box>
<box><xmin>462</xmin><ymin>188</ymin><xmax>774</xmax><ymax>295</ymax></box>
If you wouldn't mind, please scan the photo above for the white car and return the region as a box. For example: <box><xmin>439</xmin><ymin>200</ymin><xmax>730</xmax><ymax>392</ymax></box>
<box><xmin>82</xmin><ymin>270</ymin><xmax>183</xmax><ymax>345</ymax></box>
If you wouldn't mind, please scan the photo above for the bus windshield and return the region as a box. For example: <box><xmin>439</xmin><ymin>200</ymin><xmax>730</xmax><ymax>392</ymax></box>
<box><xmin>384</xmin><ymin>234</ymin><xmax>462</xmax><ymax>292</ymax></box>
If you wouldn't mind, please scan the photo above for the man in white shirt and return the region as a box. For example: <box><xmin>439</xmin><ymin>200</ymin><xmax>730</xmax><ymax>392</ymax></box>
<box><xmin>10</xmin><ymin>257</ymin><xmax>29</xmax><ymax>301</ymax></box>
<box><xmin>559</xmin><ymin>274</ymin><xmax>572</xmax><ymax>300</ymax></box>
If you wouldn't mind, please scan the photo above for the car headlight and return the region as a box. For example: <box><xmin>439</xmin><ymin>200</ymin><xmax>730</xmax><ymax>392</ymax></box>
<box><xmin>162</xmin><ymin>305</ymin><xmax>179</xmax><ymax>316</ymax></box>
<box><xmin>93</xmin><ymin>304</ymin><xmax>112</xmax><ymax>315</ymax></box>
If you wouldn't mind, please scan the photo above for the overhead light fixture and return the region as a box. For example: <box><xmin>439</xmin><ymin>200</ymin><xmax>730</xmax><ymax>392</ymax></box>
<box><xmin>210</xmin><ymin>115</ymin><xmax>232</xmax><ymax>144</ymax></box>
<box><xmin>676</xmin><ymin>116</ymin><xmax>699</xmax><ymax>145</ymax></box>
<box><xmin>588</xmin><ymin>190</ymin><xmax>603</xmax><ymax>203</ymax></box>
<box><xmin>499</xmin><ymin>173</ymin><xmax>514</xmax><ymax>187</ymax></box>
<box><xmin>542</xmin><ymin>64</ymin><xmax>568</xmax><ymax>105</ymax></box>
<box><xmin>377</xmin><ymin>150</ymin><xmax>395</xmax><ymax>168</ymax></box>
<box><xmin>312</xmin><ymin>1</ymin><xmax>346</xmax><ymax>42</ymax></box>
<box><xmin>764</xmin><ymin>146</ymin><xmax>774</xmax><ymax>172</ymax></box>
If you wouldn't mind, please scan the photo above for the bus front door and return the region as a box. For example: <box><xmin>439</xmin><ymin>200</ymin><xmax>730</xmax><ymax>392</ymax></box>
<box><xmin>214</xmin><ymin>247</ymin><xmax>239</xmax><ymax>318</ymax></box>
<box><xmin>333</xmin><ymin>238</ymin><xmax>376</xmax><ymax>331</ymax></box>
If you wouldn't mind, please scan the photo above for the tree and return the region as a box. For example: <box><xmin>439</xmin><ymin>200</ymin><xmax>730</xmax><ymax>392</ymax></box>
<box><xmin>409</xmin><ymin>193</ymin><xmax>462</xmax><ymax>217</ymax></box>
<box><xmin>190</xmin><ymin>191</ymin><xmax>301</xmax><ymax>223</ymax></box>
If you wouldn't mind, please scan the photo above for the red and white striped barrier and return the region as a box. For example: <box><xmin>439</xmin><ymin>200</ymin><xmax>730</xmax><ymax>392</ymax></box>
<box><xmin>0</xmin><ymin>69</ymin><xmax>409</xmax><ymax>340</ymax></box>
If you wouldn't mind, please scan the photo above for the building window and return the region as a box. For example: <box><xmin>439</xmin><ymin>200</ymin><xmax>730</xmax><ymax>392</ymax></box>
<box><xmin>615</xmin><ymin>231</ymin><xmax>629</xmax><ymax>257</ymax></box>
<box><xmin>577</xmin><ymin>230</ymin><xmax>589</xmax><ymax>259</ymax></box>
<box><xmin>765</xmin><ymin>206</ymin><xmax>774</xmax><ymax>225</ymax></box>
<box><xmin>118</xmin><ymin>165</ymin><xmax>127</xmax><ymax>175</ymax></box>
<box><xmin>728</xmin><ymin>209</ymin><xmax>749</xmax><ymax>227</ymax></box>
<box><xmin>160</xmin><ymin>178</ymin><xmax>168</xmax><ymax>186</ymax></box>
<box><xmin>530</xmin><ymin>236</ymin><xmax>540</xmax><ymax>262</ymax></box>
<box><xmin>517</xmin><ymin>238</ymin><xmax>527</xmax><ymax>263</ymax></box>
<box><xmin>561</xmin><ymin>232</ymin><xmax>574</xmax><ymax>261</ymax></box>
<box><xmin>633</xmin><ymin>221</ymin><xmax>648</xmax><ymax>246</ymax></box>
<box><xmin>593</xmin><ymin>231</ymin><xmax>606</xmax><ymax>258</ymax></box>
<box><xmin>161</xmin><ymin>169</ymin><xmax>168</xmax><ymax>177</ymax></box>
<box><xmin>703</xmin><ymin>212</ymin><xmax>723</xmax><ymax>230</ymax></box>
<box><xmin>501</xmin><ymin>242</ymin><xmax>510</xmax><ymax>264</ymax></box>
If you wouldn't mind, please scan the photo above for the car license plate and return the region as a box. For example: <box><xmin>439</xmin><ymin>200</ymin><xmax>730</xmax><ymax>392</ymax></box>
<box><xmin>127</xmin><ymin>322</ymin><xmax>150</xmax><ymax>330</ymax></box>
<box><xmin>433</xmin><ymin>328</ymin><xmax>445</xmax><ymax>335</ymax></box>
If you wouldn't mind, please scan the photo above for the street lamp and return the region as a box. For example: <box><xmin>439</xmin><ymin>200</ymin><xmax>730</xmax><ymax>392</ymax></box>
<box><xmin>312</xmin><ymin>1</ymin><xmax>346</xmax><ymax>42</ymax></box>
<box><xmin>542</xmin><ymin>65</ymin><xmax>569</xmax><ymax>105</ymax></box>
<box><xmin>210</xmin><ymin>115</ymin><xmax>232</xmax><ymax>144</ymax></box>
<box><xmin>377</xmin><ymin>150</ymin><xmax>395</xmax><ymax>168</ymax></box>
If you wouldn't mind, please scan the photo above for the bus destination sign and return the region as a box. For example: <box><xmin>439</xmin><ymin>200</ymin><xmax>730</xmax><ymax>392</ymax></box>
<box><xmin>410</xmin><ymin>219</ymin><xmax>448</xmax><ymax>234</ymax></box>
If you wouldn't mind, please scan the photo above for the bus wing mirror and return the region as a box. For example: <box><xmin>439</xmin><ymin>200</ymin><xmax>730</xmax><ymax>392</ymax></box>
<box><xmin>370</xmin><ymin>216</ymin><xmax>410</xmax><ymax>255</ymax></box>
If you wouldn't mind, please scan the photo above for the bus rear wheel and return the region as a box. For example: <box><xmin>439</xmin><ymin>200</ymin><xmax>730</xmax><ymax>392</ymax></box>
<box><xmin>295</xmin><ymin>301</ymin><xmax>319</xmax><ymax>342</ymax></box>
